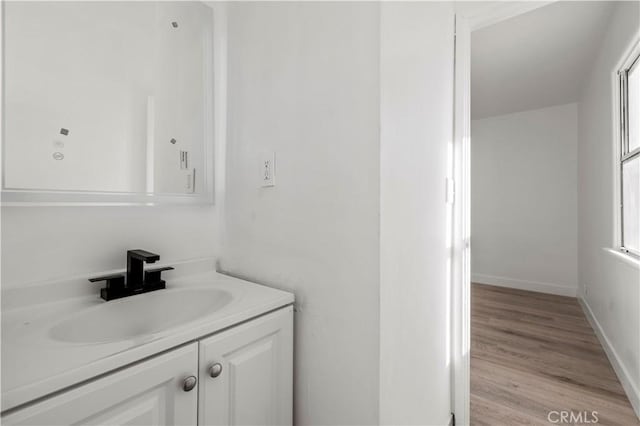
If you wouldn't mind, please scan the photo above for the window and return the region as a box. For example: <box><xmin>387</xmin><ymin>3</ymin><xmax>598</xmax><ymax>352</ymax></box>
<box><xmin>619</xmin><ymin>51</ymin><xmax>640</xmax><ymax>257</ymax></box>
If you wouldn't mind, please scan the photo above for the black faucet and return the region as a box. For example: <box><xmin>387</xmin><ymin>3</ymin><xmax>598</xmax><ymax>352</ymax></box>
<box><xmin>127</xmin><ymin>249</ymin><xmax>159</xmax><ymax>291</ymax></box>
<box><xmin>89</xmin><ymin>249</ymin><xmax>174</xmax><ymax>301</ymax></box>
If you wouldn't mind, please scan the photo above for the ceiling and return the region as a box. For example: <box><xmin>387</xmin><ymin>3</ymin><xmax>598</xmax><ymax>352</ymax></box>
<box><xmin>471</xmin><ymin>1</ymin><xmax>616</xmax><ymax>120</ymax></box>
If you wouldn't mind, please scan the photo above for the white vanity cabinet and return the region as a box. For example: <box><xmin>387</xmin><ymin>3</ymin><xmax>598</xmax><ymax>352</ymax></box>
<box><xmin>2</xmin><ymin>343</ymin><xmax>199</xmax><ymax>425</ymax></box>
<box><xmin>198</xmin><ymin>306</ymin><xmax>293</xmax><ymax>426</ymax></box>
<box><xmin>2</xmin><ymin>306</ymin><xmax>293</xmax><ymax>426</ymax></box>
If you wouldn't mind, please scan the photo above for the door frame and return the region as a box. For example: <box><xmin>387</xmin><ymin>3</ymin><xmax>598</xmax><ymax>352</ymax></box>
<box><xmin>451</xmin><ymin>13</ymin><xmax>471</xmax><ymax>426</ymax></box>
<box><xmin>450</xmin><ymin>4</ymin><xmax>556</xmax><ymax>425</ymax></box>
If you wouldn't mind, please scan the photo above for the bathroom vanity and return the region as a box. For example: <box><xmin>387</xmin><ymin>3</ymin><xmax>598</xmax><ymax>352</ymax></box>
<box><xmin>1</xmin><ymin>2</ymin><xmax>293</xmax><ymax>424</ymax></box>
<box><xmin>1</xmin><ymin>1</ymin><xmax>294</xmax><ymax>424</ymax></box>
<box><xmin>1</xmin><ymin>272</ymin><xmax>294</xmax><ymax>425</ymax></box>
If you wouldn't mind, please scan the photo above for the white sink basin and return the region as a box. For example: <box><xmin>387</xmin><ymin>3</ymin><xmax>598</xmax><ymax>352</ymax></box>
<box><xmin>49</xmin><ymin>287</ymin><xmax>233</xmax><ymax>344</ymax></box>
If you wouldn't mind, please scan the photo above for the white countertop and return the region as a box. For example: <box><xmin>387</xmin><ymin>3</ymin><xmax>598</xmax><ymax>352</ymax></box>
<box><xmin>1</xmin><ymin>271</ymin><xmax>294</xmax><ymax>413</ymax></box>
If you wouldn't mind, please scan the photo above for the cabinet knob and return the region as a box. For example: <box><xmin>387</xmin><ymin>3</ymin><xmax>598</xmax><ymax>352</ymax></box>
<box><xmin>209</xmin><ymin>363</ymin><xmax>223</xmax><ymax>378</ymax></box>
<box><xmin>183</xmin><ymin>375</ymin><xmax>197</xmax><ymax>392</ymax></box>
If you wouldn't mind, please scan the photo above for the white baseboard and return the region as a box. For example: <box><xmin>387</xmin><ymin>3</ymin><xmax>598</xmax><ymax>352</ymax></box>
<box><xmin>579</xmin><ymin>298</ymin><xmax>640</xmax><ymax>419</ymax></box>
<box><xmin>471</xmin><ymin>273</ymin><xmax>577</xmax><ymax>297</ymax></box>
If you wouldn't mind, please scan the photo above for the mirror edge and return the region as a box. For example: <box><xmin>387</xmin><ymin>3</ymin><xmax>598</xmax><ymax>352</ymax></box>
<box><xmin>0</xmin><ymin>187</ymin><xmax>214</xmax><ymax>207</ymax></box>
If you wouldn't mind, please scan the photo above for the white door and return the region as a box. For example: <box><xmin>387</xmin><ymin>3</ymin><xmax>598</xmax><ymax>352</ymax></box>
<box><xmin>198</xmin><ymin>306</ymin><xmax>293</xmax><ymax>426</ymax></box>
<box><xmin>2</xmin><ymin>343</ymin><xmax>199</xmax><ymax>426</ymax></box>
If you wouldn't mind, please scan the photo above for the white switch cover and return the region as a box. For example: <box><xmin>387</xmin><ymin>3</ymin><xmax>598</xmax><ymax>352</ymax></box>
<box><xmin>260</xmin><ymin>152</ymin><xmax>276</xmax><ymax>187</ymax></box>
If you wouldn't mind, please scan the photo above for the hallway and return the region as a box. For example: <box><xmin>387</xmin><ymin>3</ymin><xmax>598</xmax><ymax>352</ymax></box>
<box><xmin>471</xmin><ymin>283</ymin><xmax>639</xmax><ymax>425</ymax></box>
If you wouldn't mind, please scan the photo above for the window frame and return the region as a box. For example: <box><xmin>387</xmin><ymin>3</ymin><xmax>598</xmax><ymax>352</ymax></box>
<box><xmin>617</xmin><ymin>47</ymin><xmax>640</xmax><ymax>258</ymax></box>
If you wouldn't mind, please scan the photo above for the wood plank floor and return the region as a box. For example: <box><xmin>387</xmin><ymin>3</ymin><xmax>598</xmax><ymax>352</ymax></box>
<box><xmin>471</xmin><ymin>283</ymin><xmax>639</xmax><ymax>426</ymax></box>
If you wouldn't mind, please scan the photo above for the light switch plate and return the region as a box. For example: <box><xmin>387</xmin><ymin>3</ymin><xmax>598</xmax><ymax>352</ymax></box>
<box><xmin>260</xmin><ymin>152</ymin><xmax>276</xmax><ymax>187</ymax></box>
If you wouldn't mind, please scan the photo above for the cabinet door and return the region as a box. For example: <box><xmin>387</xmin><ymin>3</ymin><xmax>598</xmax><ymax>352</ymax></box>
<box><xmin>198</xmin><ymin>306</ymin><xmax>293</xmax><ymax>426</ymax></box>
<box><xmin>3</xmin><ymin>343</ymin><xmax>198</xmax><ymax>426</ymax></box>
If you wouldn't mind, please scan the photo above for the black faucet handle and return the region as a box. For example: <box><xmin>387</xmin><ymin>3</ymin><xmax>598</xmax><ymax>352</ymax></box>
<box><xmin>89</xmin><ymin>274</ymin><xmax>126</xmax><ymax>300</ymax></box>
<box><xmin>127</xmin><ymin>249</ymin><xmax>160</xmax><ymax>263</ymax></box>
<box><xmin>144</xmin><ymin>266</ymin><xmax>174</xmax><ymax>286</ymax></box>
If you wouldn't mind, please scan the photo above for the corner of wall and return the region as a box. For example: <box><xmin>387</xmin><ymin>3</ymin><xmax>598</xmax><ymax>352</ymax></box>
<box><xmin>576</xmin><ymin>1</ymin><xmax>640</xmax><ymax>419</ymax></box>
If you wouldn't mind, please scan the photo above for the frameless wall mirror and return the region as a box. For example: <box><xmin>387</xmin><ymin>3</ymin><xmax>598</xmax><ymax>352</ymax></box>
<box><xmin>2</xmin><ymin>1</ymin><xmax>214</xmax><ymax>204</ymax></box>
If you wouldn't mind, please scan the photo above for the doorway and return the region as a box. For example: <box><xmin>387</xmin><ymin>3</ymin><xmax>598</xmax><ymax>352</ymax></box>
<box><xmin>452</xmin><ymin>2</ymin><xmax>640</xmax><ymax>425</ymax></box>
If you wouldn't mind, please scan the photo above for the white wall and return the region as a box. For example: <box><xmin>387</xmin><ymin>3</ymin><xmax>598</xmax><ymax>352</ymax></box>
<box><xmin>1</xmin><ymin>206</ymin><xmax>217</xmax><ymax>287</ymax></box>
<box><xmin>379</xmin><ymin>3</ymin><xmax>454</xmax><ymax>425</ymax></box>
<box><xmin>577</xmin><ymin>0</ymin><xmax>640</xmax><ymax>414</ymax></box>
<box><xmin>471</xmin><ymin>103</ymin><xmax>578</xmax><ymax>296</ymax></box>
<box><xmin>220</xmin><ymin>3</ymin><xmax>381</xmax><ymax>424</ymax></box>
<box><xmin>220</xmin><ymin>2</ymin><xmax>455</xmax><ymax>425</ymax></box>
